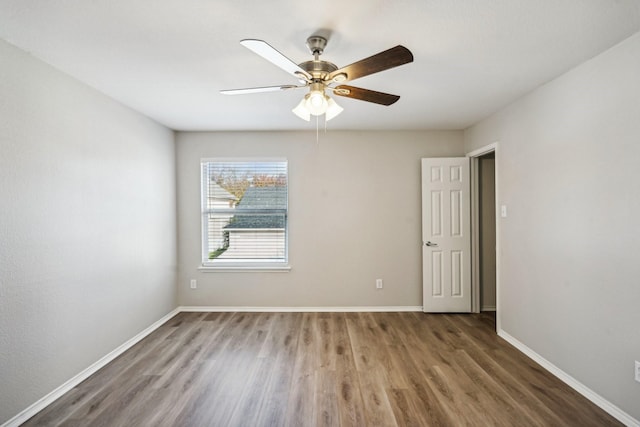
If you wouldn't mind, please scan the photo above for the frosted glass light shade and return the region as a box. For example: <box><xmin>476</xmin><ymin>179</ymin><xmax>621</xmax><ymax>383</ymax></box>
<box><xmin>292</xmin><ymin>98</ymin><xmax>310</xmax><ymax>121</ymax></box>
<box><xmin>325</xmin><ymin>97</ymin><xmax>343</xmax><ymax>121</ymax></box>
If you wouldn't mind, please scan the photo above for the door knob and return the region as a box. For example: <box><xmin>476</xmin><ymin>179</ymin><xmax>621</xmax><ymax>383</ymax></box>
<box><xmin>425</xmin><ymin>241</ymin><xmax>438</xmax><ymax>247</ymax></box>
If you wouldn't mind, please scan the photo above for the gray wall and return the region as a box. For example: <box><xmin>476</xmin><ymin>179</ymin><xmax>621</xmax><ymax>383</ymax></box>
<box><xmin>176</xmin><ymin>131</ymin><xmax>463</xmax><ymax>308</ymax></box>
<box><xmin>0</xmin><ymin>40</ymin><xmax>177</xmax><ymax>423</ymax></box>
<box><xmin>464</xmin><ymin>32</ymin><xmax>640</xmax><ymax>420</ymax></box>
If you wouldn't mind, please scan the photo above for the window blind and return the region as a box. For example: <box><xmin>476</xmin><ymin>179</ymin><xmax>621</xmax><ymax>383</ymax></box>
<box><xmin>201</xmin><ymin>159</ymin><xmax>288</xmax><ymax>265</ymax></box>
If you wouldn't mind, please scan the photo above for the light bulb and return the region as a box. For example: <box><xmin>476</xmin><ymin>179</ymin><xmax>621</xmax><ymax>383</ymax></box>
<box><xmin>305</xmin><ymin>90</ymin><xmax>328</xmax><ymax>116</ymax></box>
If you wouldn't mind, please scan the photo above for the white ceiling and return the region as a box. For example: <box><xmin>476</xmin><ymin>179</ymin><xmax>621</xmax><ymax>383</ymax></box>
<box><xmin>1</xmin><ymin>0</ymin><xmax>639</xmax><ymax>131</ymax></box>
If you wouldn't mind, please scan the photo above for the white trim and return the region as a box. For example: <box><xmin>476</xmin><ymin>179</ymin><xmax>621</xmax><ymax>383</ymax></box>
<box><xmin>481</xmin><ymin>306</ymin><xmax>496</xmax><ymax>312</ymax></box>
<box><xmin>494</xmin><ymin>143</ymin><xmax>501</xmax><ymax>333</ymax></box>
<box><xmin>1</xmin><ymin>308</ymin><xmax>181</xmax><ymax>427</ymax></box>
<box><xmin>466</xmin><ymin>142</ymin><xmax>498</xmax><ymax>158</ymax></box>
<box><xmin>178</xmin><ymin>306</ymin><xmax>423</xmax><ymax>313</ymax></box>
<box><xmin>198</xmin><ymin>265</ymin><xmax>291</xmax><ymax>272</ymax></box>
<box><xmin>200</xmin><ymin>156</ymin><xmax>288</xmax><ymax>163</ymax></box>
<box><xmin>498</xmin><ymin>330</ymin><xmax>640</xmax><ymax>427</ymax></box>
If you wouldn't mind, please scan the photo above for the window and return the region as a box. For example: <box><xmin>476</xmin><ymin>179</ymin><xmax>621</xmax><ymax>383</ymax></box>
<box><xmin>201</xmin><ymin>159</ymin><xmax>288</xmax><ymax>269</ymax></box>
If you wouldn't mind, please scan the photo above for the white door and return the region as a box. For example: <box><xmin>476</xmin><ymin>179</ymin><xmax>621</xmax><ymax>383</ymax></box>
<box><xmin>422</xmin><ymin>158</ymin><xmax>471</xmax><ymax>312</ymax></box>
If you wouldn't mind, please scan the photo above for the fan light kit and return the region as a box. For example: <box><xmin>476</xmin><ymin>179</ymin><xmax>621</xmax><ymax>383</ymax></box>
<box><xmin>292</xmin><ymin>82</ymin><xmax>343</xmax><ymax>121</ymax></box>
<box><xmin>221</xmin><ymin>35</ymin><xmax>414</xmax><ymax>122</ymax></box>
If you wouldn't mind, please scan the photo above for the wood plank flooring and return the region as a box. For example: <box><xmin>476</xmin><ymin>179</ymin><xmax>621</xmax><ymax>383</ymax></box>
<box><xmin>22</xmin><ymin>312</ymin><xmax>621</xmax><ymax>426</ymax></box>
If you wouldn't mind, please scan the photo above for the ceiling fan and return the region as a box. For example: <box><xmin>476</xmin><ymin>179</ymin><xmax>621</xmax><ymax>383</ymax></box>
<box><xmin>220</xmin><ymin>36</ymin><xmax>414</xmax><ymax>121</ymax></box>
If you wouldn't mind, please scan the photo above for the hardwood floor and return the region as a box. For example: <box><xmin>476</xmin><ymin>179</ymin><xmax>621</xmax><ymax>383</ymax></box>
<box><xmin>23</xmin><ymin>312</ymin><xmax>621</xmax><ymax>426</ymax></box>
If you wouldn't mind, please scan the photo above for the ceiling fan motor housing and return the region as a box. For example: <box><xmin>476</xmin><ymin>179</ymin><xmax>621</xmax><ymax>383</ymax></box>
<box><xmin>298</xmin><ymin>60</ymin><xmax>338</xmax><ymax>81</ymax></box>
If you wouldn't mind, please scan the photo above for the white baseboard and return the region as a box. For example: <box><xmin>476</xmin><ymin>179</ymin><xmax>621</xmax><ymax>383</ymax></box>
<box><xmin>2</xmin><ymin>308</ymin><xmax>181</xmax><ymax>427</ymax></box>
<box><xmin>498</xmin><ymin>329</ymin><xmax>639</xmax><ymax>427</ymax></box>
<box><xmin>179</xmin><ymin>305</ymin><xmax>423</xmax><ymax>313</ymax></box>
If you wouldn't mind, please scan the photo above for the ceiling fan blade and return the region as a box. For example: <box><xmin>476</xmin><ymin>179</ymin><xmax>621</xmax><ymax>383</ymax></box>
<box><xmin>240</xmin><ymin>39</ymin><xmax>312</xmax><ymax>81</ymax></box>
<box><xmin>327</xmin><ymin>45</ymin><xmax>413</xmax><ymax>83</ymax></box>
<box><xmin>331</xmin><ymin>85</ymin><xmax>400</xmax><ymax>106</ymax></box>
<box><xmin>220</xmin><ymin>85</ymin><xmax>302</xmax><ymax>95</ymax></box>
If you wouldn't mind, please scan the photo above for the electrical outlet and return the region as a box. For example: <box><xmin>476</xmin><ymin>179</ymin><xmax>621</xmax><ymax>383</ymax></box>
<box><xmin>190</xmin><ymin>279</ymin><xmax>197</xmax><ymax>289</ymax></box>
<box><xmin>376</xmin><ymin>279</ymin><xmax>383</xmax><ymax>289</ymax></box>
<box><xmin>635</xmin><ymin>361</ymin><xmax>640</xmax><ymax>383</ymax></box>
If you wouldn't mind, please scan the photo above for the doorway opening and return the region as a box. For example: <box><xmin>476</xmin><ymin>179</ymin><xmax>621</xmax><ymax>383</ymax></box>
<box><xmin>468</xmin><ymin>143</ymin><xmax>499</xmax><ymax>329</ymax></box>
<box><xmin>477</xmin><ymin>152</ymin><xmax>496</xmax><ymax>312</ymax></box>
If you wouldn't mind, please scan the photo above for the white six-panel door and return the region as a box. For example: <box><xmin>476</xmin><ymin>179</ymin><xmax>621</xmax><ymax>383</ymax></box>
<box><xmin>422</xmin><ymin>158</ymin><xmax>471</xmax><ymax>312</ymax></box>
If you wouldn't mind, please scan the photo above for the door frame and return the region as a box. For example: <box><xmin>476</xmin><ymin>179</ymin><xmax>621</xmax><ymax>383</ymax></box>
<box><xmin>467</xmin><ymin>142</ymin><xmax>500</xmax><ymax>331</ymax></box>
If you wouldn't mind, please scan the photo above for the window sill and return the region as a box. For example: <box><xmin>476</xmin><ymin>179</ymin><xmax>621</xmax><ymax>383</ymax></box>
<box><xmin>198</xmin><ymin>264</ymin><xmax>291</xmax><ymax>273</ymax></box>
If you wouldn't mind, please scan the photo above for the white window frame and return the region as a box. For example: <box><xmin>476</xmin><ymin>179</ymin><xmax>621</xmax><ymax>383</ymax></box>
<box><xmin>199</xmin><ymin>157</ymin><xmax>290</xmax><ymax>272</ymax></box>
